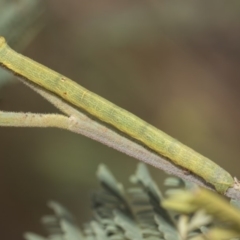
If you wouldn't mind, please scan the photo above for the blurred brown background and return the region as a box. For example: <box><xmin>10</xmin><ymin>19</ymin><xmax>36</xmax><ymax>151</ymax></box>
<box><xmin>1</xmin><ymin>0</ymin><xmax>240</xmax><ymax>239</ymax></box>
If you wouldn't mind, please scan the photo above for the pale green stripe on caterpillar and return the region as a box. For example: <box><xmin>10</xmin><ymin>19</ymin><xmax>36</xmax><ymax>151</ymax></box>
<box><xmin>0</xmin><ymin>37</ymin><xmax>234</xmax><ymax>194</ymax></box>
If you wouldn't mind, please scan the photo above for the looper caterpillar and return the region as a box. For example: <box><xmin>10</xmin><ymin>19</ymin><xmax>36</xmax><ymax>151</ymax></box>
<box><xmin>0</xmin><ymin>37</ymin><xmax>234</xmax><ymax>194</ymax></box>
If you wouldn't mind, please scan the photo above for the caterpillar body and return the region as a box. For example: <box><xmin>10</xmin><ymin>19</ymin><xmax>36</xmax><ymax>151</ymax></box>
<box><xmin>0</xmin><ymin>37</ymin><xmax>234</xmax><ymax>194</ymax></box>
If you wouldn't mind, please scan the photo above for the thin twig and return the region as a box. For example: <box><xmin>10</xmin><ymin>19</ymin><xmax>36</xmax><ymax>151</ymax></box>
<box><xmin>0</xmin><ymin>73</ymin><xmax>239</xmax><ymax>199</ymax></box>
<box><xmin>0</xmin><ymin>110</ymin><xmax>70</xmax><ymax>128</ymax></box>
<box><xmin>19</xmin><ymin>80</ymin><xmax>217</xmax><ymax>192</ymax></box>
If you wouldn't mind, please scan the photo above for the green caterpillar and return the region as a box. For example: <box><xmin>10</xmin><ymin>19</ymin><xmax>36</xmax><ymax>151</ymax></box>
<box><xmin>0</xmin><ymin>37</ymin><xmax>234</xmax><ymax>194</ymax></box>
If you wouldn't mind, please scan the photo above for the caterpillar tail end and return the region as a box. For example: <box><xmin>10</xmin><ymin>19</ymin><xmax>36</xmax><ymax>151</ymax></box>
<box><xmin>214</xmin><ymin>179</ymin><xmax>234</xmax><ymax>195</ymax></box>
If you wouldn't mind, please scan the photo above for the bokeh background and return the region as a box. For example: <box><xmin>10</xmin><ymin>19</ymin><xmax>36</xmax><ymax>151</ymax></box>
<box><xmin>1</xmin><ymin>0</ymin><xmax>240</xmax><ymax>239</ymax></box>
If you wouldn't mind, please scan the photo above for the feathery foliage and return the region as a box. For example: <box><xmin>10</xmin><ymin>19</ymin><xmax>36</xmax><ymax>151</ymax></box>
<box><xmin>24</xmin><ymin>164</ymin><xmax>240</xmax><ymax>240</ymax></box>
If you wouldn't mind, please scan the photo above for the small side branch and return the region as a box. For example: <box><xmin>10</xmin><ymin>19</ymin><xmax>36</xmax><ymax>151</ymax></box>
<box><xmin>0</xmin><ymin>111</ymin><xmax>69</xmax><ymax>129</ymax></box>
